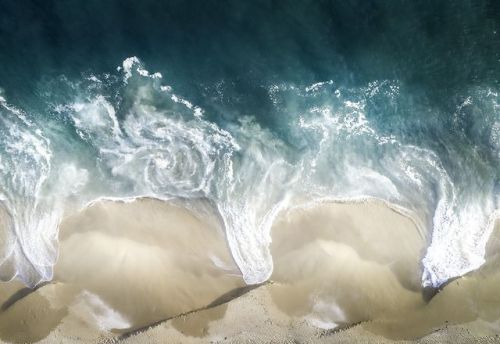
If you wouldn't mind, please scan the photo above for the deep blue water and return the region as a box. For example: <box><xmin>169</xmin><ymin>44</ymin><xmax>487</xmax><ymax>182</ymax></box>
<box><xmin>0</xmin><ymin>0</ymin><xmax>498</xmax><ymax>288</ymax></box>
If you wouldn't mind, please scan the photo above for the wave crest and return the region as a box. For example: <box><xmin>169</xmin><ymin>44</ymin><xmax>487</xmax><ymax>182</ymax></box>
<box><xmin>0</xmin><ymin>57</ymin><xmax>498</xmax><ymax>288</ymax></box>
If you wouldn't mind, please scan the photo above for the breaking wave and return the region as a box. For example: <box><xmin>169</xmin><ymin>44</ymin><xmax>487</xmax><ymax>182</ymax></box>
<box><xmin>0</xmin><ymin>58</ymin><xmax>498</xmax><ymax>288</ymax></box>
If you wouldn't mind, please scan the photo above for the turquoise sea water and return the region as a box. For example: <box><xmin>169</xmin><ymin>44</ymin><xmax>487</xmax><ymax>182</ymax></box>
<box><xmin>0</xmin><ymin>0</ymin><xmax>498</xmax><ymax>288</ymax></box>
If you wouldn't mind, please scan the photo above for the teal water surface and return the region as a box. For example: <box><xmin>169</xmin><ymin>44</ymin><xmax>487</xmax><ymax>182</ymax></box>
<box><xmin>0</xmin><ymin>0</ymin><xmax>498</xmax><ymax>288</ymax></box>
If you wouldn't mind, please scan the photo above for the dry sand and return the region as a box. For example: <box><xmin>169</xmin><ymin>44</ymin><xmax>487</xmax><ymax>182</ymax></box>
<box><xmin>0</xmin><ymin>198</ymin><xmax>499</xmax><ymax>343</ymax></box>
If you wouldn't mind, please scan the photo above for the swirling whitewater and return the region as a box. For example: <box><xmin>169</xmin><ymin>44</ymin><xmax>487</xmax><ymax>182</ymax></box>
<box><xmin>0</xmin><ymin>58</ymin><xmax>498</xmax><ymax>288</ymax></box>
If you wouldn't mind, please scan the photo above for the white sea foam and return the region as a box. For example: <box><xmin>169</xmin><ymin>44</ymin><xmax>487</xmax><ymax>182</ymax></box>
<box><xmin>73</xmin><ymin>291</ymin><xmax>131</xmax><ymax>330</ymax></box>
<box><xmin>0</xmin><ymin>58</ymin><xmax>498</xmax><ymax>288</ymax></box>
<box><xmin>0</xmin><ymin>96</ymin><xmax>57</xmax><ymax>286</ymax></box>
<box><xmin>306</xmin><ymin>300</ymin><xmax>347</xmax><ymax>330</ymax></box>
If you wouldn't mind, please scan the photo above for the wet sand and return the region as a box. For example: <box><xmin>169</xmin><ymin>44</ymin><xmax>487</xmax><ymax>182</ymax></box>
<box><xmin>0</xmin><ymin>198</ymin><xmax>244</xmax><ymax>343</ymax></box>
<box><xmin>0</xmin><ymin>198</ymin><xmax>499</xmax><ymax>343</ymax></box>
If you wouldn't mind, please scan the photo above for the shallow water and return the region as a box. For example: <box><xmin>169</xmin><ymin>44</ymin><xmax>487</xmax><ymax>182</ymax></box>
<box><xmin>0</xmin><ymin>0</ymin><xmax>498</xmax><ymax>288</ymax></box>
<box><xmin>2</xmin><ymin>199</ymin><xmax>500</xmax><ymax>342</ymax></box>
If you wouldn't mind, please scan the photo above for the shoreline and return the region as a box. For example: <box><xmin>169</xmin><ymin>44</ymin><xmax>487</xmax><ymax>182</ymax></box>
<box><xmin>0</xmin><ymin>197</ymin><xmax>499</xmax><ymax>343</ymax></box>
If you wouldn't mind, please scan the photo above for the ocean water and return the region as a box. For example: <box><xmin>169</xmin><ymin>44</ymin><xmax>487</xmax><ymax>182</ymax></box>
<box><xmin>0</xmin><ymin>0</ymin><xmax>498</xmax><ymax>288</ymax></box>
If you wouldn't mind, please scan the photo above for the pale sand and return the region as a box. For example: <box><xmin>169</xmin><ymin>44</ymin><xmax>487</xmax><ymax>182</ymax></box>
<box><xmin>0</xmin><ymin>199</ymin><xmax>499</xmax><ymax>343</ymax></box>
<box><xmin>0</xmin><ymin>198</ymin><xmax>244</xmax><ymax>343</ymax></box>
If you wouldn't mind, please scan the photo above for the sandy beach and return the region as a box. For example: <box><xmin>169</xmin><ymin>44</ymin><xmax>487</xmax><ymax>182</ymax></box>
<box><xmin>0</xmin><ymin>1</ymin><xmax>498</xmax><ymax>342</ymax></box>
<box><xmin>0</xmin><ymin>198</ymin><xmax>499</xmax><ymax>343</ymax></box>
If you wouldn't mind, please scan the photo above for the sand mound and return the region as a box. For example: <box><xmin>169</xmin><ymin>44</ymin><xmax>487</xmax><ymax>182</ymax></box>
<box><xmin>0</xmin><ymin>198</ymin><xmax>244</xmax><ymax>343</ymax></box>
